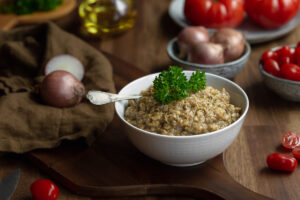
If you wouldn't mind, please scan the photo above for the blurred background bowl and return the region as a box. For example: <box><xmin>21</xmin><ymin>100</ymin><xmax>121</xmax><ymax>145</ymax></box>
<box><xmin>259</xmin><ymin>62</ymin><xmax>300</xmax><ymax>101</ymax></box>
<box><xmin>115</xmin><ymin>71</ymin><xmax>249</xmax><ymax>167</ymax></box>
<box><xmin>166</xmin><ymin>37</ymin><xmax>251</xmax><ymax>79</ymax></box>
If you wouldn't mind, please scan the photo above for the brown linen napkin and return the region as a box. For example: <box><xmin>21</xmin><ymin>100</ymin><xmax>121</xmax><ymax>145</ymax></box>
<box><xmin>0</xmin><ymin>22</ymin><xmax>116</xmax><ymax>153</ymax></box>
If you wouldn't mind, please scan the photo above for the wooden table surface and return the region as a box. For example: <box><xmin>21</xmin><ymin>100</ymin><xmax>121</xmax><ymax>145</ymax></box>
<box><xmin>1</xmin><ymin>0</ymin><xmax>300</xmax><ymax>199</ymax></box>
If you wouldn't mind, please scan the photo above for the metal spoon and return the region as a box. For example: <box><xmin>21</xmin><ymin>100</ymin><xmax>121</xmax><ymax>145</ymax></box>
<box><xmin>86</xmin><ymin>90</ymin><xmax>141</xmax><ymax>105</ymax></box>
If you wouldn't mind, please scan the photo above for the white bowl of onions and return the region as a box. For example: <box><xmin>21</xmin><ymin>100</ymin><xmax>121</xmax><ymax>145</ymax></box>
<box><xmin>167</xmin><ymin>27</ymin><xmax>251</xmax><ymax>79</ymax></box>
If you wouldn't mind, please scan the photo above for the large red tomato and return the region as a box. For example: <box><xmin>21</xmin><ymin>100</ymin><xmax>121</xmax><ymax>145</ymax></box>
<box><xmin>184</xmin><ymin>0</ymin><xmax>245</xmax><ymax>29</ymax></box>
<box><xmin>245</xmin><ymin>0</ymin><xmax>300</xmax><ymax>29</ymax></box>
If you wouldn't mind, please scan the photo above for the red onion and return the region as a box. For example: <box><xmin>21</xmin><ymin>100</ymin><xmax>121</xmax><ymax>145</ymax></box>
<box><xmin>177</xmin><ymin>26</ymin><xmax>210</xmax><ymax>58</ymax></box>
<box><xmin>187</xmin><ymin>42</ymin><xmax>224</xmax><ymax>65</ymax></box>
<box><xmin>45</xmin><ymin>55</ymin><xmax>85</xmax><ymax>81</ymax></box>
<box><xmin>40</xmin><ymin>70</ymin><xmax>85</xmax><ymax>108</ymax></box>
<box><xmin>210</xmin><ymin>28</ymin><xmax>246</xmax><ymax>62</ymax></box>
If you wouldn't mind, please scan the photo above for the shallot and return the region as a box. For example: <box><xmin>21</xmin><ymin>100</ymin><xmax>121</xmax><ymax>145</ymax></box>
<box><xmin>210</xmin><ymin>28</ymin><xmax>246</xmax><ymax>62</ymax></box>
<box><xmin>187</xmin><ymin>42</ymin><xmax>224</xmax><ymax>65</ymax></box>
<box><xmin>177</xmin><ymin>26</ymin><xmax>210</xmax><ymax>58</ymax></box>
<box><xmin>45</xmin><ymin>55</ymin><xmax>84</xmax><ymax>81</ymax></box>
<box><xmin>40</xmin><ymin>70</ymin><xmax>85</xmax><ymax>108</ymax></box>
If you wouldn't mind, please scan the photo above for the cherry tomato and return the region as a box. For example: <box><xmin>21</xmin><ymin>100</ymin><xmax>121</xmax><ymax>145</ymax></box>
<box><xmin>292</xmin><ymin>47</ymin><xmax>300</xmax><ymax>65</ymax></box>
<box><xmin>30</xmin><ymin>179</ymin><xmax>59</xmax><ymax>200</ymax></box>
<box><xmin>184</xmin><ymin>0</ymin><xmax>244</xmax><ymax>29</ymax></box>
<box><xmin>280</xmin><ymin>63</ymin><xmax>300</xmax><ymax>82</ymax></box>
<box><xmin>267</xmin><ymin>153</ymin><xmax>298</xmax><ymax>172</ymax></box>
<box><xmin>263</xmin><ymin>58</ymin><xmax>280</xmax><ymax>77</ymax></box>
<box><xmin>261</xmin><ymin>50</ymin><xmax>278</xmax><ymax>63</ymax></box>
<box><xmin>275</xmin><ymin>46</ymin><xmax>294</xmax><ymax>67</ymax></box>
<box><xmin>281</xmin><ymin>131</ymin><xmax>300</xmax><ymax>150</ymax></box>
<box><xmin>278</xmin><ymin>56</ymin><xmax>291</xmax><ymax>67</ymax></box>
<box><xmin>245</xmin><ymin>0</ymin><xmax>300</xmax><ymax>29</ymax></box>
<box><xmin>292</xmin><ymin>146</ymin><xmax>300</xmax><ymax>160</ymax></box>
<box><xmin>276</xmin><ymin>46</ymin><xmax>294</xmax><ymax>59</ymax></box>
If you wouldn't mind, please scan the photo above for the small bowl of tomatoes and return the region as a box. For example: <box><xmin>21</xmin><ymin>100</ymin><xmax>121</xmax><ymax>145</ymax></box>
<box><xmin>259</xmin><ymin>44</ymin><xmax>300</xmax><ymax>101</ymax></box>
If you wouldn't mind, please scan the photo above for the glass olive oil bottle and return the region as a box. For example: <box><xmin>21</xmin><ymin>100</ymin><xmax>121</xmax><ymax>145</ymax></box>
<box><xmin>79</xmin><ymin>0</ymin><xmax>137</xmax><ymax>37</ymax></box>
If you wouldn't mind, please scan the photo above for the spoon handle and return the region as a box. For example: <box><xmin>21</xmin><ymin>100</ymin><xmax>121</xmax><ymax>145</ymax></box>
<box><xmin>86</xmin><ymin>90</ymin><xmax>141</xmax><ymax>105</ymax></box>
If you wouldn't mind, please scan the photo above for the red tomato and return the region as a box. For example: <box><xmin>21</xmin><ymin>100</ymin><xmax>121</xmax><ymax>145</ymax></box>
<box><xmin>281</xmin><ymin>131</ymin><xmax>300</xmax><ymax>149</ymax></box>
<box><xmin>292</xmin><ymin>47</ymin><xmax>300</xmax><ymax>65</ymax></box>
<box><xmin>184</xmin><ymin>0</ymin><xmax>244</xmax><ymax>29</ymax></box>
<box><xmin>263</xmin><ymin>59</ymin><xmax>280</xmax><ymax>77</ymax></box>
<box><xmin>276</xmin><ymin>46</ymin><xmax>294</xmax><ymax>59</ymax></box>
<box><xmin>278</xmin><ymin>56</ymin><xmax>291</xmax><ymax>67</ymax></box>
<box><xmin>280</xmin><ymin>63</ymin><xmax>300</xmax><ymax>81</ymax></box>
<box><xmin>292</xmin><ymin>146</ymin><xmax>300</xmax><ymax>159</ymax></box>
<box><xmin>266</xmin><ymin>153</ymin><xmax>298</xmax><ymax>172</ymax></box>
<box><xmin>275</xmin><ymin>46</ymin><xmax>294</xmax><ymax>67</ymax></box>
<box><xmin>30</xmin><ymin>179</ymin><xmax>59</xmax><ymax>200</ymax></box>
<box><xmin>261</xmin><ymin>50</ymin><xmax>278</xmax><ymax>63</ymax></box>
<box><xmin>245</xmin><ymin>0</ymin><xmax>300</xmax><ymax>29</ymax></box>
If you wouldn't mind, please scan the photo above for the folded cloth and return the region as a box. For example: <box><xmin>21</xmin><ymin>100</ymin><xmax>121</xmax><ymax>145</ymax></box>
<box><xmin>0</xmin><ymin>22</ymin><xmax>116</xmax><ymax>153</ymax></box>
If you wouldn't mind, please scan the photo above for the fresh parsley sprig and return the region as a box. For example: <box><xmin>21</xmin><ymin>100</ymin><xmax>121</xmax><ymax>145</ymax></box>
<box><xmin>1</xmin><ymin>0</ymin><xmax>62</xmax><ymax>15</ymax></box>
<box><xmin>153</xmin><ymin>66</ymin><xmax>206</xmax><ymax>104</ymax></box>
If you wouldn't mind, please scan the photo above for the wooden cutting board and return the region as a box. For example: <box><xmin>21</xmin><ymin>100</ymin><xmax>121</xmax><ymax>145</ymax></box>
<box><xmin>26</xmin><ymin>51</ymin><xmax>290</xmax><ymax>200</ymax></box>
<box><xmin>0</xmin><ymin>0</ymin><xmax>76</xmax><ymax>30</ymax></box>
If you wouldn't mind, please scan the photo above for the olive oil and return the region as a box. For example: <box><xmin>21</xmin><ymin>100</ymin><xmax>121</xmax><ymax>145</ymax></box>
<box><xmin>79</xmin><ymin>0</ymin><xmax>137</xmax><ymax>37</ymax></box>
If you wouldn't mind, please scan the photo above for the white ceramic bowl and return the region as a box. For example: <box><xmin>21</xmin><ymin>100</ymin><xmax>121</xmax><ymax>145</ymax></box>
<box><xmin>115</xmin><ymin>71</ymin><xmax>249</xmax><ymax>167</ymax></box>
<box><xmin>167</xmin><ymin>38</ymin><xmax>251</xmax><ymax>79</ymax></box>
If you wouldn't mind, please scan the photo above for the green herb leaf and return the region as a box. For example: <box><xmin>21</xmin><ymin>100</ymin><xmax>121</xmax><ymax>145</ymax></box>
<box><xmin>153</xmin><ymin>66</ymin><xmax>206</xmax><ymax>104</ymax></box>
<box><xmin>1</xmin><ymin>0</ymin><xmax>62</xmax><ymax>15</ymax></box>
<box><xmin>188</xmin><ymin>70</ymin><xmax>206</xmax><ymax>92</ymax></box>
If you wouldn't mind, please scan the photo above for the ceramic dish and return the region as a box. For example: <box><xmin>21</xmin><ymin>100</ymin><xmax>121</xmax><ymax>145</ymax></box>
<box><xmin>259</xmin><ymin>61</ymin><xmax>300</xmax><ymax>102</ymax></box>
<box><xmin>115</xmin><ymin>71</ymin><xmax>249</xmax><ymax>167</ymax></box>
<box><xmin>166</xmin><ymin>37</ymin><xmax>251</xmax><ymax>79</ymax></box>
<box><xmin>169</xmin><ymin>0</ymin><xmax>300</xmax><ymax>44</ymax></box>
<box><xmin>259</xmin><ymin>45</ymin><xmax>300</xmax><ymax>101</ymax></box>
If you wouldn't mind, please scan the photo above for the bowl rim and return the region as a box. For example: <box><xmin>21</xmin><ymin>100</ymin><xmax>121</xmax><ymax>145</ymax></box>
<box><xmin>115</xmin><ymin>71</ymin><xmax>249</xmax><ymax>139</ymax></box>
<box><xmin>259</xmin><ymin>45</ymin><xmax>300</xmax><ymax>85</ymax></box>
<box><xmin>166</xmin><ymin>37</ymin><xmax>251</xmax><ymax>69</ymax></box>
<box><xmin>259</xmin><ymin>62</ymin><xmax>300</xmax><ymax>85</ymax></box>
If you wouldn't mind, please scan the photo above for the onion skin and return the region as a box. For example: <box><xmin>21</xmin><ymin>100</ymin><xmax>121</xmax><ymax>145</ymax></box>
<box><xmin>177</xmin><ymin>26</ymin><xmax>210</xmax><ymax>58</ymax></box>
<box><xmin>210</xmin><ymin>28</ymin><xmax>246</xmax><ymax>62</ymax></box>
<box><xmin>40</xmin><ymin>70</ymin><xmax>85</xmax><ymax>108</ymax></box>
<box><xmin>187</xmin><ymin>42</ymin><xmax>224</xmax><ymax>65</ymax></box>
